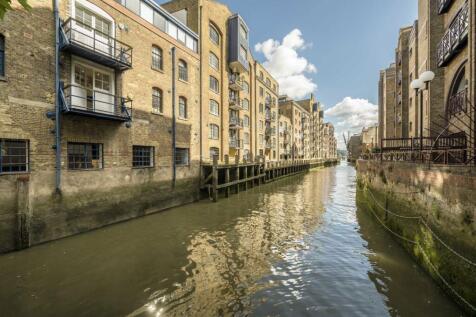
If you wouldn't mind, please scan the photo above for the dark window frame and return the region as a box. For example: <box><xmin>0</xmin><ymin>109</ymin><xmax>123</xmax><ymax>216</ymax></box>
<box><xmin>0</xmin><ymin>34</ymin><xmax>5</xmax><ymax>77</ymax></box>
<box><xmin>178</xmin><ymin>59</ymin><xmax>188</xmax><ymax>81</ymax></box>
<box><xmin>67</xmin><ymin>142</ymin><xmax>103</xmax><ymax>170</ymax></box>
<box><xmin>152</xmin><ymin>45</ymin><xmax>163</xmax><ymax>71</ymax></box>
<box><xmin>175</xmin><ymin>148</ymin><xmax>189</xmax><ymax>166</ymax></box>
<box><xmin>152</xmin><ymin>87</ymin><xmax>163</xmax><ymax>113</ymax></box>
<box><xmin>0</xmin><ymin>139</ymin><xmax>29</xmax><ymax>174</ymax></box>
<box><xmin>132</xmin><ymin>145</ymin><xmax>155</xmax><ymax>168</ymax></box>
<box><xmin>178</xmin><ymin>96</ymin><xmax>187</xmax><ymax>119</ymax></box>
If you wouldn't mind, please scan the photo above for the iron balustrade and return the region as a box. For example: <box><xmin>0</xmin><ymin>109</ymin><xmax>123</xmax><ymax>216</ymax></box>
<box><xmin>229</xmin><ymin>138</ymin><xmax>243</xmax><ymax>149</ymax></box>
<box><xmin>437</xmin><ymin>2</ymin><xmax>469</xmax><ymax>66</ymax></box>
<box><xmin>229</xmin><ymin>116</ymin><xmax>243</xmax><ymax>128</ymax></box>
<box><xmin>439</xmin><ymin>0</ymin><xmax>453</xmax><ymax>14</ymax></box>
<box><xmin>447</xmin><ymin>89</ymin><xmax>467</xmax><ymax>117</ymax></box>
<box><xmin>61</xmin><ymin>18</ymin><xmax>133</xmax><ymax>70</ymax></box>
<box><xmin>61</xmin><ymin>84</ymin><xmax>132</xmax><ymax>121</ymax></box>
<box><xmin>229</xmin><ymin>74</ymin><xmax>244</xmax><ymax>91</ymax></box>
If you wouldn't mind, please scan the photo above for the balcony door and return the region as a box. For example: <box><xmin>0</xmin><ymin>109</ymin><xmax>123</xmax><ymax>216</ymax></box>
<box><xmin>74</xmin><ymin>4</ymin><xmax>113</xmax><ymax>57</ymax></box>
<box><xmin>72</xmin><ymin>61</ymin><xmax>115</xmax><ymax>115</ymax></box>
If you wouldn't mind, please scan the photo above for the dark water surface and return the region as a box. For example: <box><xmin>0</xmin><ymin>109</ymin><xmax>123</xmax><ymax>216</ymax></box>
<box><xmin>0</xmin><ymin>163</ymin><xmax>462</xmax><ymax>316</ymax></box>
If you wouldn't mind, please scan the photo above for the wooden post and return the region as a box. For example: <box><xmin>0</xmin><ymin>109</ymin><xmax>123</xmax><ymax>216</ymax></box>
<box><xmin>224</xmin><ymin>155</ymin><xmax>230</xmax><ymax>198</ymax></box>
<box><xmin>250</xmin><ymin>161</ymin><xmax>255</xmax><ymax>188</ymax></box>
<box><xmin>212</xmin><ymin>155</ymin><xmax>218</xmax><ymax>202</ymax></box>
<box><xmin>235</xmin><ymin>155</ymin><xmax>240</xmax><ymax>193</ymax></box>
<box><xmin>244</xmin><ymin>165</ymin><xmax>248</xmax><ymax>190</ymax></box>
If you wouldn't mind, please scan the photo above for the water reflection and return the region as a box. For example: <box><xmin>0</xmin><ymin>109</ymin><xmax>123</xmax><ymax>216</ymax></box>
<box><xmin>0</xmin><ymin>163</ymin><xmax>461</xmax><ymax>316</ymax></box>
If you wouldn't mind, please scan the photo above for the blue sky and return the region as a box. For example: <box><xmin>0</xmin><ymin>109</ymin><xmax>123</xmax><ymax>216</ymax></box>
<box><xmin>159</xmin><ymin>0</ymin><xmax>418</xmax><ymax>148</ymax></box>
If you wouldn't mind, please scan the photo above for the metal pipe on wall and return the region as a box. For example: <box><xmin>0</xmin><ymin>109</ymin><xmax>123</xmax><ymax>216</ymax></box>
<box><xmin>171</xmin><ymin>47</ymin><xmax>176</xmax><ymax>186</ymax></box>
<box><xmin>54</xmin><ymin>0</ymin><xmax>62</xmax><ymax>194</ymax></box>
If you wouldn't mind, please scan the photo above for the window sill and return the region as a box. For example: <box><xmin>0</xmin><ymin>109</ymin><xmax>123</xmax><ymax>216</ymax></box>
<box><xmin>176</xmin><ymin>164</ymin><xmax>190</xmax><ymax>168</ymax></box>
<box><xmin>0</xmin><ymin>76</ymin><xmax>7</xmax><ymax>82</ymax></box>
<box><xmin>178</xmin><ymin>117</ymin><xmax>188</xmax><ymax>121</ymax></box>
<box><xmin>132</xmin><ymin>166</ymin><xmax>155</xmax><ymax>170</ymax></box>
<box><xmin>151</xmin><ymin>111</ymin><xmax>164</xmax><ymax>116</ymax></box>
<box><xmin>0</xmin><ymin>171</ymin><xmax>30</xmax><ymax>176</ymax></box>
<box><xmin>67</xmin><ymin>168</ymin><xmax>104</xmax><ymax>172</ymax></box>
<box><xmin>178</xmin><ymin>79</ymin><xmax>189</xmax><ymax>84</ymax></box>
<box><xmin>209</xmin><ymin>112</ymin><xmax>219</xmax><ymax>117</ymax></box>
<box><xmin>210</xmin><ymin>89</ymin><xmax>220</xmax><ymax>95</ymax></box>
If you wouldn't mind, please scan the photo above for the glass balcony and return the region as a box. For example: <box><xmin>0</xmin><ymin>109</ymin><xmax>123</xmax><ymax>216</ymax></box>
<box><xmin>229</xmin><ymin>116</ymin><xmax>243</xmax><ymax>129</ymax></box>
<box><xmin>229</xmin><ymin>138</ymin><xmax>243</xmax><ymax>149</ymax></box>
<box><xmin>60</xmin><ymin>18</ymin><xmax>133</xmax><ymax>71</ymax></box>
<box><xmin>229</xmin><ymin>95</ymin><xmax>242</xmax><ymax>110</ymax></box>
<box><xmin>437</xmin><ymin>2</ymin><xmax>469</xmax><ymax>67</ymax></box>
<box><xmin>229</xmin><ymin>74</ymin><xmax>244</xmax><ymax>91</ymax></box>
<box><xmin>60</xmin><ymin>84</ymin><xmax>132</xmax><ymax>121</ymax></box>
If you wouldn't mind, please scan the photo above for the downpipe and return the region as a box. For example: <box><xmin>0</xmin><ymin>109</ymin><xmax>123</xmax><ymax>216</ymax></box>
<box><xmin>54</xmin><ymin>0</ymin><xmax>62</xmax><ymax>194</ymax></box>
<box><xmin>171</xmin><ymin>47</ymin><xmax>176</xmax><ymax>187</ymax></box>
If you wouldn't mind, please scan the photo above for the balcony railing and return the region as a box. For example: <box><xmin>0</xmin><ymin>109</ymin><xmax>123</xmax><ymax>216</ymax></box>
<box><xmin>439</xmin><ymin>0</ymin><xmax>453</xmax><ymax>14</ymax></box>
<box><xmin>229</xmin><ymin>96</ymin><xmax>242</xmax><ymax>110</ymax></box>
<box><xmin>229</xmin><ymin>74</ymin><xmax>244</xmax><ymax>91</ymax></box>
<box><xmin>229</xmin><ymin>116</ymin><xmax>243</xmax><ymax>129</ymax></box>
<box><xmin>60</xmin><ymin>84</ymin><xmax>132</xmax><ymax>121</ymax></box>
<box><xmin>60</xmin><ymin>18</ymin><xmax>133</xmax><ymax>70</ymax></box>
<box><xmin>447</xmin><ymin>89</ymin><xmax>467</xmax><ymax>117</ymax></box>
<box><xmin>265</xmin><ymin>111</ymin><xmax>271</xmax><ymax>122</ymax></box>
<box><xmin>229</xmin><ymin>138</ymin><xmax>243</xmax><ymax>149</ymax></box>
<box><xmin>437</xmin><ymin>2</ymin><xmax>469</xmax><ymax>67</ymax></box>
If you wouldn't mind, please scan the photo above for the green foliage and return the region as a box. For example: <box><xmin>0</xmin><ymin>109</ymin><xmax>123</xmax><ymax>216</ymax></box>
<box><xmin>0</xmin><ymin>0</ymin><xmax>31</xmax><ymax>20</ymax></box>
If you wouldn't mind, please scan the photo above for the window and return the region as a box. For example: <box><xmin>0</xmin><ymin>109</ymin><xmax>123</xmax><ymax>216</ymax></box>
<box><xmin>152</xmin><ymin>87</ymin><xmax>163</xmax><ymax>113</ymax></box>
<box><xmin>243</xmin><ymin>115</ymin><xmax>249</xmax><ymax>127</ymax></box>
<box><xmin>0</xmin><ymin>34</ymin><xmax>5</xmax><ymax>77</ymax></box>
<box><xmin>259</xmin><ymin>103</ymin><xmax>263</xmax><ymax>113</ymax></box>
<box><xmin>240</xmin><ymin>24</ymin><xmax>248</xmax><ymax>40</ymax></box>
<box><xmin>153</xmin><ymin>11</ymin><xmax>166</xmax><ymax>31</ymax></box>
<box><xmin>133</xmin><ymin>146</ymin><xmax>154</xmax><ymax>168</ymax></box>
<box><xmin>0</xmin><ymin>139</ymin><xmax>28</xmax><ymax>173</ymax></box>
<box><xmin>179</xmin><ymin>97</ymin><xmax>187</xmax><ymax>119</ymax></box>
<box><xmin>266</xmin><ymin>78</ymin><xmax>271</xmax><ymax>87</ymax></box>
<box><xmin>244</xmin><ymin>132</ymin><xmax>250</xmax><ymax>144</ymax></box>
<box><xmin>210</xmin><ymin>147</ymin><xmax>219</xmax><ymax>160</ymax></box>
<box><xmin>243</xmin><ymin>81</ymin><xmax>249</xmax><ymax>93</ymax></box>
<box><xmin>239</xmin><ymin>45</ymin><xmax>247</xmax><ymax>61</ymax></box>
<box><xmin>167</xmin><ymin>20</ymin><xmax>178</xmax><ymax>38</ymax></box>
<box><xmin>242</xmin><ymin>98</ymin><xmax>249</xmax><ymax>110</ymax></box>
<box><xmin>209</xmin><ymin>52</ymin><xmax>219</xmax><ymax>70</ymax></box>
<box><xmin>177</xmin><ymin>28</ymin><xmax>186</xmax><ymax>44</ymax></box>
<box><xmin>259</xmin><ymin>71</ymin><xmax>264</xmax><ymax>80</ymax></box>
<box><xmin>140</xmin><ymin>2</ymin><xmax>153</xmax><ymax>23</ymax></box>
<box><xmin>209</xmin><ymin>99</ymin><xmax>219</xmax><ymax>116</ymax></box>
<box><xmin>259</xmin><ymin>134</ymin><xmax>264</xmax><ymax>146</ymax></box>
<box><xmin>209</xmin><ymin>124</ymin><xmax>219</xmax><ymax>139</ymax></box>
<box><xmin>259</xmin><ymin>120</ymin><xmax>264</xmax><ymax>131</ymax></box>
<box><xmin>175</xmin><ymin>148</ymin><xmax>189</xmax><ymax>166</ymax></box>
<box><xmin>259</xmin><ymin>87</ymin><xmax>264</xmax><ymax>97</ymax></box>
<box><xmin>209</xmin><ymin>23</ymin><xmax>220</xmax><ymax>45</ymax></box>
<box><xmin>67</xmin><ymin>143</ymin><xmax>103</xmax><ymax>170</ymax></box>
<box><xmin>178</xmin><ymin>59</ymin><xmax>188</xmax><ymax>81</ymax></box>
<box><xmin>210</xmin><ymin>76</ymin><xmax>219</xmax><ymax>93</ymax></box>
<box><xmin>152</xmin><ymin>45</ymin><xmax>163</xmax><ymax>70</ymax></box>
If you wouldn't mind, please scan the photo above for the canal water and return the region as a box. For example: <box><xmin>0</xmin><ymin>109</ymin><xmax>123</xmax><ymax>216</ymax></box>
<box><xmin>0</xmin><ymin>162</ymin><xmax>462</xmax><ymax>316</ymax></box>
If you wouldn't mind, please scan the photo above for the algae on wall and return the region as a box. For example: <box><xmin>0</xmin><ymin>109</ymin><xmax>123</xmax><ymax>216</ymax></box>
<box><xmin>356</xmin><ymin>174</ymin><xmax>476</xmax><ymax>315</ymax></box>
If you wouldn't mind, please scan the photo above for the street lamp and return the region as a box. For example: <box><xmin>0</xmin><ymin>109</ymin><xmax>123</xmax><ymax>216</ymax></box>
<box><xmin>410</xmin><ymin>70</ymin><xmax>435</xmax><ymax>162</ymax></box>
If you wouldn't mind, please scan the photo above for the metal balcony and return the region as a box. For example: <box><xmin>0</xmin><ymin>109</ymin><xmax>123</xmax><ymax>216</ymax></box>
<box><xmin>229</xmin><ymin>96</ymin><xmax>242</xmax><ymax>110</ymax></box>
<box><xmin>447</xmin><ymin>89</ymin><xmax>467</xmax><ymax>117</ymax></box>
<box><xmin>229</xmin><ymin>75</ymin><xmax>244</xmax><ymax>91</ymax></box>
<box><xmin>60</xmin><ymin>18</ymin><xmax>133</xmax><ymax>71</ymax></box>
<box><xmin>229</xmin><ymin>116</ymin><xmax>243</xmax><ymax>129</ymax></box>
<box><xmin>437</xmin><ymin>2</ymin><xmax>469</xmax><ymax>67</ymax></box>
<box><xmin>60</xmin><ymin>84</ymin><xmax>132</xmax><ymax>121</ymax></box>
<box><xmin>265</xmin><ymin>111</ymin><xmax>271</xmax><ymax>122</ymax></box>
<box><xmin>439</xmin><ymin>0</ymin><xmax>453</xmax><ymax>14</ymax></box>
<box><xmin>229</xmin><ymin>138</ymin><xmax>243</xmax><ymax>149</ymax></box>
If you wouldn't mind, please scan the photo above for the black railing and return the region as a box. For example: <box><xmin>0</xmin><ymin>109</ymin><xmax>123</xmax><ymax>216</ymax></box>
<box><xmin>61</xmin><ymin>84</ymin><xmax>132</xmax><ymax>121</ymax></box>
<box><xmin>61</xmin><ymin>18</ymin><xmax>133</xmax><ymax>69</ymax></box>
<box><xmin>437</xmin><ymin>2</ymin><xmax>469</xmax><ymax>66</ymax></box>
<box><xmin>447</xmin><ymin>89</ymin><xmax>467</xmax><ymax>117</ymax></box>
<box><xmin>229</xmin><ymin>116</ymin><xmax>243</xmax><ymax>128</ymax></box>
<box><xmin>439</xmin><ymin>0</ymin><xmax>453</xmax><ymax>14</ymax></box>
<box><xmin>382</xmin><ymin>135</ymin><xmax>467</xmax><ymax>152</ymax></box>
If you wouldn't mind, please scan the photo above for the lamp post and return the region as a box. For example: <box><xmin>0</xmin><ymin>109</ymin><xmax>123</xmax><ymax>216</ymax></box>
<box><xmin>411</xmin><ymin>71</ymin><xmax>435</xmax><ymax>162</ymax></box>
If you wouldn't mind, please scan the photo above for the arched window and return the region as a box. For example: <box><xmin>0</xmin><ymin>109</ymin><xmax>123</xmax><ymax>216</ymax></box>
<box><xmin>209</xmin><ymin>99</ymin><xmax>219</xmax><ymax>116</ymax></box>
<box><xmin>244</xmin><ymin>132</ymin><xmax>250</xmax><ymax>144</ymax></box>
<box><xmin>152</xmin><ymin>45</ymin><xmax>163</xmax><ymax>70</ymax></box>
<box><xmin>0</xmin><ymin>34</ymin><xmax>4</xmax><ymax>77</ymax></box>
<box><xmin>209</xmin><ymin>23</ymin><xmax>220</xmax><ymax>45</ymax></box>
<box><xmin>209</xmin><ymin>76</ymin><xmax>219</xmax><ymax>93</ymax></box>
<box><xmin>243</xmin><ymin>81</ymin><xmax>249</xmax><ymax>93</ymax></box>
<box><xmin>178</xmin><ymin>59</ymin><xmax>188</xmax><ymax>81</ymax></box>
<box><xmin>152</xmin><ymin>87</ymin><xmax>163</xmax><ymax>113</ymax></box>
<box><xmin>209</xmin><ymin>124</ymin><xmax>219</xmax><ymax>140</ymax></box>
<box><xmin>209</xmin><ymin>52</ymin><xmax>219</xmax><ymax>70</ymax></box>
<box><xmin>242</xmin><ymin>98</ymin><xmax>249</xmax><ymax>110</ymax></box>
<box><xmin>179</xmin><ymin>96</ymin><xmax>187</xmax><ymax>119</ymax></box>
<box><xmin>447</xmin><ymin>63</ymin><xmax>467</xmax><ymax>117</ymax></box>
<box><xmin>243</xmin><ymin>115</ymin><xmax>249</xmax><ymax>127</ymax></box>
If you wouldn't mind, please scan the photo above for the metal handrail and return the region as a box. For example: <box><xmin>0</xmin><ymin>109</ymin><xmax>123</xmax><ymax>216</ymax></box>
<box><xmin>437</xmin><ymin>1</ymin><xmax>469</xmax><ymax>66</ymax></box>
<box><xmin>62</xmin><ymin>84</ymin><xmax>132</xmax><ymax>119</ymax></box>
<box><xmin>62</xmin><ymin>17</ymin><xmax>133</xmax><ymax>66</ymax></box>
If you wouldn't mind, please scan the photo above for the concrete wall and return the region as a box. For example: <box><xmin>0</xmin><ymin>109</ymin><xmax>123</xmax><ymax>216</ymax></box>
<box><xmin>356</xmin><ymin>160</ymin><xmax>476</xmax><ymax>313</ymax></box>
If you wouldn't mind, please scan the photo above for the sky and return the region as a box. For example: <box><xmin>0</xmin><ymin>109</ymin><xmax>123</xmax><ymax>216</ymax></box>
<box><xmin>160</xmin><ymin>0</ymin><xmax>418</xmax><ymax>149</ymax></box>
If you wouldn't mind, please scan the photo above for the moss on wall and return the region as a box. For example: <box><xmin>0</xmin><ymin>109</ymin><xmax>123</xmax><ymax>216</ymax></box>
<box><xmin>357</xmin><ymin>176</ymin><xmax>476</xmax><ymax>315</ymax></box>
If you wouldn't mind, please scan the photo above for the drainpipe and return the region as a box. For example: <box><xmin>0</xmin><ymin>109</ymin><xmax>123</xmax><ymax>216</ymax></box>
<box><xmin>54</xmin><ymin>0</ymin><xmax>61</xmax><ymax>194</ymax></box>
<box><xmin>171</xmin><ymin>47</ymin><xmax>176</xmax><ymax>186</ymax></box>
<box><xmin>199</xmin><ymin>5</ymin><xmax>203</xmax><ymax>164</ymax></box>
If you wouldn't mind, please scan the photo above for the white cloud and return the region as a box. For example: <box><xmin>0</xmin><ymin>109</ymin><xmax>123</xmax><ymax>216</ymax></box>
<box><xmin>255</xmin><ymin>29</ymin><xmax>317</xmax><ymax>99</ymax></box>
<box><xmin>324</xmin><ymin>97</ymin><xmax>378</xmax><ymax>150</ymax></box>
